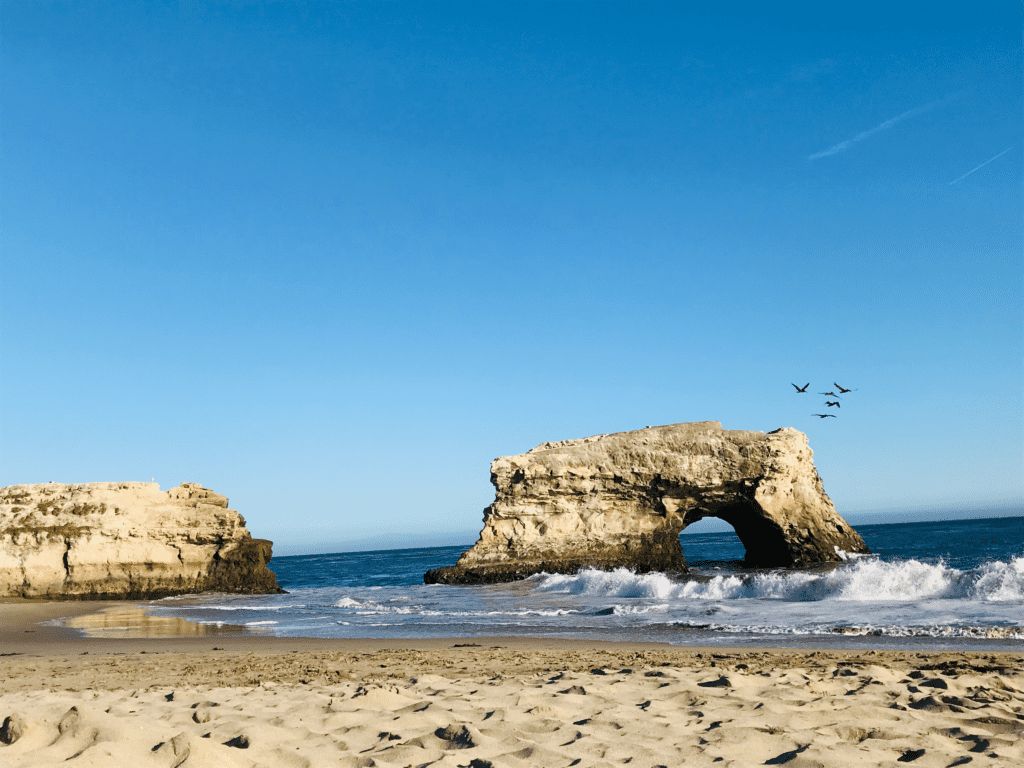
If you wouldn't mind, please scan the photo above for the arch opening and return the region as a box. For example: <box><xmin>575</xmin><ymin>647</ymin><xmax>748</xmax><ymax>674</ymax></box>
<box><xmin>679</xmin><ymin>517</ymin><xmax>745</xmax><ymax>567</ymax></box>
<box><xmin>680</xmin><ymin>501</ymin><xmax>793</xmax><ymax>568</ymax></box>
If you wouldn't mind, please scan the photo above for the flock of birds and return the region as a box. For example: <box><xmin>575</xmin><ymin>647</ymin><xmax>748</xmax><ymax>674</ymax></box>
<box><xmin>791</xmin><ymin>382</ymin><xmax>857</xmax><ymax>419</ymax></box>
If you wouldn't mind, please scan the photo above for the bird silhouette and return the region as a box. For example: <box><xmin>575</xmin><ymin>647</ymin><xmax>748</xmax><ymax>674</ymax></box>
<box><xmin>813</xmin><ymin>413</ymin><xmax>836</xmax><ymax>418</ymax></box>
<box><xmin>834</xmin><ymin>383</ymin><xmax>857</xmax><ymax>393</ymax></box>
<box><xmin>825</xmin><ymin>401</ymin><xmax>840</xmax><ymax>408</ymax></box>
<box><xmin>792</xmin><ymin>383</ymin><xmax>810</xmax><ymax>393</ymax></box>
<box><xmin>819</xmin><ymin>391</ymin><xmax>841</xmax><ymax>398</ymax></box>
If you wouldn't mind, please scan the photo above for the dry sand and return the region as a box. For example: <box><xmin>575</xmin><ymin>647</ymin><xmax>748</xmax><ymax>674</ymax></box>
<box><xmin>0</xmin><ymin>602</ymin><xmax>1022</xmax><ymax>767</ymax></box>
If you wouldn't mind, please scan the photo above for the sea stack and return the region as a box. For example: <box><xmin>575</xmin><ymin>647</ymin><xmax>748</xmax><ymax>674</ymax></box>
<box><xmin>0</xmin><ymin>482</ymin><xmax>281</xmax><ymax>599</ymax></box>
<box><xmin>425</xmin><ymin>422</ymin><xmax>869</xmax><ymax>584</ymax></box>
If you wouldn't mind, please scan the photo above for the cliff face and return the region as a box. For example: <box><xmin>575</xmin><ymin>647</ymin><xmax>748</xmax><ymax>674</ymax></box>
<box><xmin>425</xmin><ymin>422</ymin><xmax>869</xmax><ymax>584</ymax></box>
<box><xmin>0</xmin><ymin>482</ymin><xmax>281</xmax><ymax>599</ymax></box>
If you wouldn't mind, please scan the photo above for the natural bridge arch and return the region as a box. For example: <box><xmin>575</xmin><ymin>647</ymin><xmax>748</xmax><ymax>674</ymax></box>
<box><xmin>425</xmin><ymin>422</ymin><xmax>870</xmax><ymax>584</ymax></box>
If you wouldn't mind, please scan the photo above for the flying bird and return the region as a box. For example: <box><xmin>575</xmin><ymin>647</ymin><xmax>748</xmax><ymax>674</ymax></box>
<box><xmin>813</xmin><ymin>413</ymin><xmax>836</xmax><ymax>418</ymax></box>
<box><xmin>792</xmin><ymin>383</ymin><xmax>810</xmax><ymax>393</ymax></box>
<box><xmin>820</xmin><ymin>391</ymin><xmax>841</xmax><ymax>398</ymax></box>
<box><xmin>834</xmin><ymin>383</ymin><xmax>857</xmax><ymax>393</ymax></box>
<box><xmin>825</xmin><ymin>401</ymin><xmax>840</xmax><ymax>408</ymax></box>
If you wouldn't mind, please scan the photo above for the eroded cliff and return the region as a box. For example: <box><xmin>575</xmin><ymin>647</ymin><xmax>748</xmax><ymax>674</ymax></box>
<box><xmin>0</xmin><ymin>482</ymin><xmax>281</xmax><ymax>599</ymax></box>
<box><xmin>425</xmin><ymin>422</ymin><xmax>869</xmax><ymax>584</ymax></box>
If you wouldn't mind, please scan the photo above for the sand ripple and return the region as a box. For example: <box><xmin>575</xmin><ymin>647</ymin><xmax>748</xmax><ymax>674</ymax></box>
<box><xmin>1</xmin><ymin>647</ymin><xmax>1022</xmax><ymax>767</ymax></box>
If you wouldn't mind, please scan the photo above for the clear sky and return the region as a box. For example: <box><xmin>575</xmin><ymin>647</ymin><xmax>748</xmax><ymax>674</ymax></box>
<box><xmin>1</xmin><ymin>2</ymin><xmax>1020</xmax><ymax>555</ymax></box>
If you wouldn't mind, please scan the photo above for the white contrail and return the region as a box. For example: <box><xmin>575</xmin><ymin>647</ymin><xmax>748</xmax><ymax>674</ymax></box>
<box><xmin>948</xmin><ymin>146</ymin><xmax>1015</xmax><ymax>185</ymax></box>
<box><xmin>808</xmin><ymin>99</ymin><xmax>945</xmax><ymax>161</ymax></box>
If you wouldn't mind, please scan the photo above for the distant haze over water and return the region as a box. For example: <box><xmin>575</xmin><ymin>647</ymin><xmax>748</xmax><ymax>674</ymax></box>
<box><xmin>272</xmin><ymin>502</ymin><xmax>1023</xmax><ymax>556</ymax></box>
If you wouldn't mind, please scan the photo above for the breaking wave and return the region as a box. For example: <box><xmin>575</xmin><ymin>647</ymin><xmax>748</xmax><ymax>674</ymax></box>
<box><xmin>533</xmin><ymin>556</ymin><xmax>1024</xmax><ymax>603</ymax></box>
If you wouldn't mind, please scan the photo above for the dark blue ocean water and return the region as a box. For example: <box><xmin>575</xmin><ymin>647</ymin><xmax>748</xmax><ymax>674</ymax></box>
<box><xmin>150</xmin><ymin>516</ymin><xmax>1023</xmax><ymax>650</ymax></box>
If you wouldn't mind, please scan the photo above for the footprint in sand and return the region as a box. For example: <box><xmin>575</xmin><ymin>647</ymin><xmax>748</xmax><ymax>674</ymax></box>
<box><xmin>0</xmin><ymin>714</ymin><xmax>24</xmax><ymax>745</ymax></box>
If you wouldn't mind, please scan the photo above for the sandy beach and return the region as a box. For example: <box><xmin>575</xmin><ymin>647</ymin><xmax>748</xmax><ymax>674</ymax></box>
<box><xmin>0</xmin><ymin>602</ymin><xmax>1020</xmax><ymax>767</ymax></box>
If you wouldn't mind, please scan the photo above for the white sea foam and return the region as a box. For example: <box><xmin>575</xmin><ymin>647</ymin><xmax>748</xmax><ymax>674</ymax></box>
<box><xmin>973</xmin><ymin>556</ymin><xmax>1024</xmax><ymax>601</ymax></box>
<box><xmin>681</xmin><ymin>575</ymin><xmax>746</xmax><ymax>600</ymax></box>
<box><xmin>357</xmin><ymin>604</ymin><xmax>415</xmax><ymax>615</ymax></box>
<box><xmin>667</xmin><ymin>620</ymin><xmax>1024</xmax><ymax>640</ymax></box>
<box><xmin>182</xmin><ymin>604</ymin><xmax>295</xmax><ymax>611</ymax></box>
<box><xmin>391</xmin><ymin>608</ymin><xmax>581</xmax><ymax>618</ymax></box>
<box><xmin>834</xmin><ymin>545</ymin><xmax>870</xmax><ymax>561</ymax></box>
<box><xmin>827</xmin><ymin>558</ymin><xmax>960</xmax><ymax>600</ymax></box>
<box><xmin>607</xmin><ymin>603</ymin><xmax>670</xmax><ymax>616</ymax></box>
<box><xmin>334</xmin><ymin>596</ymin><xmax>424</xmax><ymax>615</ymax></box>
<box><xmin>536</xmin><ymin>569</ymin><xmax>683</xmax><ymax>599</ymax></box>
<box><xmin>533</xmin><ymin>556</ymin><xmax>1024</xmax><ymax>604</ymax></box>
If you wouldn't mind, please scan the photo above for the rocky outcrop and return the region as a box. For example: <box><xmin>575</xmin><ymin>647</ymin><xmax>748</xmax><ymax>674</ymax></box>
<box><xmin>0</xmin><ymin>482</ymin><xmax>281</xmax><ymax>599</ymax></box>
<box><xmin>425</xmin><ymin>422</ymin><xmax>869</xmax><ymax>584</ymax></box>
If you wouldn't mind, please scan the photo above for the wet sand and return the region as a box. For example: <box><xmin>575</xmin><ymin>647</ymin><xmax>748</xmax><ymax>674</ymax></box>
<box><xmin>1</xmin><ymin>600</ymin><xmax>1022</xmax><ymax>767</ymax></box>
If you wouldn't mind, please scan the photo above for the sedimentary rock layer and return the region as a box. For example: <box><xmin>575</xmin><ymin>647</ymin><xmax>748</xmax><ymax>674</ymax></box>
<box><xmin>425</xmin><ymin>422</ymin><xmax>869</xmax><ymax>584</ymax></box>
<box><xmin>0</xmin><ymin>482</ymin><xmax>280</xmax><ymax>599</ymax></box>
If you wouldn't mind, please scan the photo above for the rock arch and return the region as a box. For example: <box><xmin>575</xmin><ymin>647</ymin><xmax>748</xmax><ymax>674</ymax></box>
<box><xmin>425</xmin><ymin>422</ymin><xmax>869</xmax><ymax>584</ymax></box>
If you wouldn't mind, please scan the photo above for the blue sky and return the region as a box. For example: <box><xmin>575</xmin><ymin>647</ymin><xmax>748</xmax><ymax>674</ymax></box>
<box><xmin>1</xmin><ymin>1</ymin><xmax>1020</xmax><ymax>555</ymax></box>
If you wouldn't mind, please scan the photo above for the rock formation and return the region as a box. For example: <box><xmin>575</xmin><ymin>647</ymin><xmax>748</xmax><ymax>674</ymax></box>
<box><xmin>425</xmin><ymin>422</ymin><xmax>869</xmax><ymax>584</ymax></box>
<box><xmin>0</xmin><ymin>482</ymin><xmax>281</xmax><ymax>599</ymax></box>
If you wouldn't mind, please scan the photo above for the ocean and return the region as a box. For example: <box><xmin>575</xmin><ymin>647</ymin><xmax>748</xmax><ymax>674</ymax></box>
<box><xmin>148</xmin><ymin>516</ymin><xmax>1023</xmax><ymax>651</ymax></box>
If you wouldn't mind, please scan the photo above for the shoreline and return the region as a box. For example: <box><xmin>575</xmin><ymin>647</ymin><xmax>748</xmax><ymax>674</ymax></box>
<box><xmin>3</xmin><ymin>597</ymin><xmax>1023</xmax><ymax>657</ymax></box>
